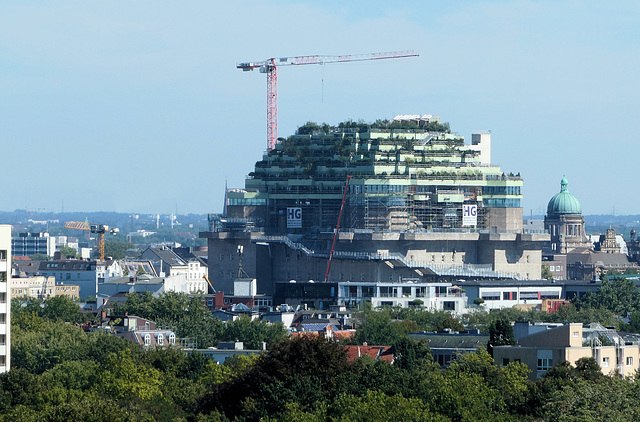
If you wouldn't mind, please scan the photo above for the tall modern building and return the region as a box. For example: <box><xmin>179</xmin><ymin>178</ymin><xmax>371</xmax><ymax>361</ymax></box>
<box><xmin>201</xmin><ymin>116</ymin><xmax>549</xmax><ymax>298</ymax></box>
<box><xmin>0</xmin><ymin>225</ymin><xmax>11</xmax><ymax>373</ymax></box>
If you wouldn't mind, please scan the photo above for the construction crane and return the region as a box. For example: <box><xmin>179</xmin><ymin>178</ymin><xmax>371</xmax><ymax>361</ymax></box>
<box><xmin>324</xmin><ymin>175</ymin><xmax>353</xmax><ymax>282</ymax></box>
<box><xmin>64</xmin><ymin>221</ymin><xmax>119</xmax><ymax>261</ymax></box>
<box><xmin>237</xmin><ymin>50</ymin><xmax>419</xmax><ymax>151</ymax></box>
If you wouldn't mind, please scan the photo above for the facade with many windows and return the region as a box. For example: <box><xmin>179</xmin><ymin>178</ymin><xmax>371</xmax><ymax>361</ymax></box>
<box><xmin>202</xmin><ymin>117</ymin><xmax>549</xmax><ymax>296</ymax></box>
<box><xmin>0</xmin><ymin>225</ymin><xmax>11</xmax><ymax>373</ymax></box>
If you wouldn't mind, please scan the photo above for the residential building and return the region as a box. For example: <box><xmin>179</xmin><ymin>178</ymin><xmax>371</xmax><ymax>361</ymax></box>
<box><xmin>38</xmin><ymin>259</ymin><xmax>123</xmax><ymax>299</ymax></box>
<box><xmin>10</xmin><ymin>275</ymin><xmax>78</xmax><ymax>299</ymax></box>
<box><xmin>101</xmin><ymin>315</ymin><xmax>177</xmax><ymax>349</ymax></box>
<box><xmin>0</xmin><ymin>225</ymin><xmax>11</xmax><ymax>373</ymax></box>
<box><xmin>275</xmin><ymin>280</ymin><xmax>468</xmax><ymax>313</ymax></box>
<box><xmin>344</xmin><ymin>345</ymin><xmax>394</xmax><ymax>363</ymax></box>
<box><xmin>201</xmin><ymin>117</ymin><xmax>549</xmax><ymax>297</ymax></box>
<box><xmin>98</xmin><ymin>272</ymin><xmax>202</xmax><ymax>301</ymax></box>
<box><xmin>11</xmin><ymin>232</ymin><xmax>55</xmax><ymax>257</ymax></box>
<box><xmin>493</xmin><ymin>322</ymin><xmax>640</xmax><ymax>380</ymax></box>
<box><xmin>140</xmin><ymin>247</ymin><xmax>190</xmax><ymax>278</ymax></box>
<box><xmin>456</xmin><ymin>280</ymin><xmax>563</xmax><ymax>310</ymax></box>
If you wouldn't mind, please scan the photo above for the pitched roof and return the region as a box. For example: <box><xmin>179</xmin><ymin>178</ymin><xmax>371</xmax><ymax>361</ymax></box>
<box><xmin>567</xmin><ymin>251</ymin><xmax>633</xmax><ymax>266</ymax></box>
<box><xmin>344</xmin><ymin>345</ymin><xmax>394</xmax><ymax>363</ymax></box>
<box><xmin>143</xmin><ymin>247</ymin><xmax>187</xmax><ymax>267</ymax></box>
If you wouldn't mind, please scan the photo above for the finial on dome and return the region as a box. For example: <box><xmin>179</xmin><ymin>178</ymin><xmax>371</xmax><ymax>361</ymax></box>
<box><xmin>560</xmin><ymin>176</ymin><xmax>568</xmax><ymax>192</ymax></box>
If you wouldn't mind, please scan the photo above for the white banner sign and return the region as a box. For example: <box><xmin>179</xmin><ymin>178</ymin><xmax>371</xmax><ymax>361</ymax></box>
<box><xmin>462</xmin><ymin>204</ymin><xmax>477</xmax><ymax>226</ymax></box>
<box><xmin>287</xmin><ymin>207</ymin><xmax>302</xmax><ymax>228</ymax></box>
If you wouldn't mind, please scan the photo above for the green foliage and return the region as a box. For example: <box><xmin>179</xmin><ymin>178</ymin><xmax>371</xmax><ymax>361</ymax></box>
<box><xmin>12</xmin><ymin>297</ymin><xmax>90</xmax><ymax>327</ymax></box>
<box><xmin>113</xmin><ymin>292</ymin><xmax>288</xmax><ymax>348</ymax></box>
<box><xmin>104</xmin><ymin>240</ymin><xmax>135</xmax><ymax>260</ymax></box>
<box><xmin>574</xmin><ymin>277</ymin><xmax>640</xmax><ymax>316</ymax></box>
<box><xmin>489</xmin><ymin>319</ymin><xmax>515</xmax><ymax>347</ymax></box>
<box><xmin>99</xmin><ymin>349</ymin><xmax>163</xmax><ymax>401</ymax></box>
<box><xmin>59</xmin><ymin>246</ymin><xmax>78</xmax><ymax>259</ymax></box>
<box><xmin>541</xmin><ymin>263</ymin><xmax>553</xmax><ymax>280</ymax></box>
<box><xmin>10</xmin><ymin>292</ymin><xmax>640</xmax><ymax>421</ymax></box>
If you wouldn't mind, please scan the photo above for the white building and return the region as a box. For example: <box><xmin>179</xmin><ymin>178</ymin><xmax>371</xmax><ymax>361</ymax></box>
<box><xmin>338</xmin><ymin>281</ymin><xmax>467</xmax><ymax>313</ymax></box>
<box><xmin>457</xmin><ymin>280</ymin><xmax>564</xmax><ymax>310</ymax></box>
<box><xmin>0</xmin><ymin>225</ymin><xmax>11</xmax><ymax>373</ymax></box>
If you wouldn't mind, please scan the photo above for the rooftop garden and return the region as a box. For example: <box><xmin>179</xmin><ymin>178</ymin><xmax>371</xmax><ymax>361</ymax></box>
<box><xmin>295</xmin><ymin>118</ymin><xmax>451</xmax><ymax>135</ymax></box>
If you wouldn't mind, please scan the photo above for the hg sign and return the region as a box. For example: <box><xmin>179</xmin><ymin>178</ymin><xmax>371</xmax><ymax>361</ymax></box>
<box><xmin>462</xmin><ymin>204</ymin><xmax>477</xmax><ymax>227</ymax></box>
<box><xmin>287</xmin><ymin>207</ymin><xmax>302</xmax><ymax>228</ymax></box>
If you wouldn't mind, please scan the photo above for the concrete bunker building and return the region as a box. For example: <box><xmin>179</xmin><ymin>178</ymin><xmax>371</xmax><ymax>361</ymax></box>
<box><xmin>201</xmin><ymin>116</ymin><xmax>549</xmax><ymax>303</ymax></box>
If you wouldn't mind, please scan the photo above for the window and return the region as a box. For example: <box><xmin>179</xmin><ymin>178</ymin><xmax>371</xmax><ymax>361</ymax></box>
<box><xmin>157</xmin><ymin>334</ymin><xmax>164</xmax><ymax>346</ymax></box>
<box><xmin>573</xmin><ymin>331</ymin><xmax>579</xmax><ymax>338</ymax></box>
<box><xmin>443</xmin><ymin>301</ymin><xmax>456</xmax><ymax>311</ymax></box>
<box><xmin>627</xmin><ymin>357</ymin><xmax>633</xmax><ymax>366</ymax></box>
<box><xmin>602</xmin><ymin>357</ymin><xmax>609</xmax><ymax>368</ymax></box>
<box><xmin>502</xmin><ymin>358</ymin><xmax>509</xmax><ymax>367</ymax></box>
<box><xmin>537</xmin><ymin>358</ymin><xmax>552</xmax><ymax>372</ymax></box>
<box><xmin>362</xmin><ymin>286</ymin><xmax>374</xmax><ymax>297</ymax></box>
<box><xmin>169</xmin><ymin>333</ymin><xmax>176</xmax><ymax>345</ymax></box>
<box><xmin>144</xmin><ymin>334</ymin><xmax>151</xmax><ymax>346</ymax></box>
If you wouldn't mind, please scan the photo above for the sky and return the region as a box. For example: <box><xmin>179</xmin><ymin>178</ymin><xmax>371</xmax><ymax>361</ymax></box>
<box><xmin>1</xmin><ymin>1</ymin><xmax>638</xmax><ymax>216</ymax></box>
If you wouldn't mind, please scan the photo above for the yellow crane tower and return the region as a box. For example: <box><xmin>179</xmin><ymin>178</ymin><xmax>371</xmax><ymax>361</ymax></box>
<box><xmin>64</xmin><ymin>221</ymin><xmax>119</xmax><ymax>261</ymax></box>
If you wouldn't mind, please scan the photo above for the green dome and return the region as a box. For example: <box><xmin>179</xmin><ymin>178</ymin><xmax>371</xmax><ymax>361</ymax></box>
<box><xmin>547</xmin><ymin>177</ymin><xmax>582</xmax><ymax>217</ymax></box>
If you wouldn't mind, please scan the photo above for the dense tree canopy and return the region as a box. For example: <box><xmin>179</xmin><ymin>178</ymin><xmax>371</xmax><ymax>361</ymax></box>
<box><xmin>7</xmin><ymin>292</ymin><xmax>640</xmax><ymax>420</ymax></box>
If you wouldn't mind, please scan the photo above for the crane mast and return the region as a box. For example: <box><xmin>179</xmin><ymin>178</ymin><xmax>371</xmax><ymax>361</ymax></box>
<box><xmin>237</xmin><ymin>50</ymin><xmax>418</xmax><ymax>151</ymax></box>
<box><xmin>324</xmin><ymin>175</ymin><xmax>353</xmax><ymax>283</ymax></box>
<box><xmin>65</xmin><ymin>221</ymin><xmax>119</xmax><ymax>261</ymax></box>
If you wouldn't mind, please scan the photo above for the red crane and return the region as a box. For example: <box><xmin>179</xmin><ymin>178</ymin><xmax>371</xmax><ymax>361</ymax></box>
<box><xmin>324</xmin><ymin>175</ymin><xmax>353</xmax><ymax>283</ymax></box>
<box><xmin>237</xmin><ymin>50</ymin><xmax>419</xmax><ymax>151</ymax></box>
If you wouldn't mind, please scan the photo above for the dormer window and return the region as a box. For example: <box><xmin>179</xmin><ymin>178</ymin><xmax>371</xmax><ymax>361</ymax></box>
<box><xmin>144</xmin><ymin>334</ymin><xmax>151</xmax><ymax>346</ymax></box>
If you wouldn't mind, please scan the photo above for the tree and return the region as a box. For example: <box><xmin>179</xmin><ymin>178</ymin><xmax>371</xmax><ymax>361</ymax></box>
<box><xmin>197</xmin><ymin>337</ymin><xmax>352</xmax><ymax>420</ymax></box>
<box><xmin>99</xmin><ymin>349</ymin><xmax>163</xmax><ymax>401</ymax></box>
<box><xmin>541</xmin><ymin>263</ymin><xmax>553</xmax><ymax>280</ymax></box>
<box><xmin>576</xmin><ymin>277</ymin><xmax>640</xmax><ymax>316</ymax></box>
<box><xmin>488</xmin><ymin>319</ymin><xmax>514</xmax><ymax>357</ymax></box>
<box><xmin>60</xmin><ymin>246</ymin><xmax>78</xmax><ymax>259</ymax></box>
<box><xmin>40</xmin><ymin>296</ymin><xmax>83</xmax><ymax>323</ymax></box>
<box><xmin>103</xmin><ymin>240</ymin><xmax>135</xmax><ymax>260</ymax></box>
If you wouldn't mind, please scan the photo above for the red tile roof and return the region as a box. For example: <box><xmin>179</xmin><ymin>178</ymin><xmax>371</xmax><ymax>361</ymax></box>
<box><xmin>344</xmin><ymin>345</ymin><xmax>394</xmax><ymax>363</ymax></box>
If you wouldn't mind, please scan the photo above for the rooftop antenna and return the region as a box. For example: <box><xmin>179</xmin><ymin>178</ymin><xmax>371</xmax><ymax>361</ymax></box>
<box><xmin>237</xmin><ymin>245</ymin><xmax>250</xmax><ymax>278</ymax></box>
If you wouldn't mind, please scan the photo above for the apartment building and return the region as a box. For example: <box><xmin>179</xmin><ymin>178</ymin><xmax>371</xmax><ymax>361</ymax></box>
<box><xmin>0</xmin><ymin>225</ymin><xmax>11</xmax><ymax>373</ymax></box>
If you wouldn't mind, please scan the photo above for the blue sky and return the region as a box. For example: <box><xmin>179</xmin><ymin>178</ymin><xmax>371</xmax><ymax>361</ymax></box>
<box><xmin>1</xmin><ymin>1</ymin><xmax>638</xmax><ymax>215</ymax></box>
